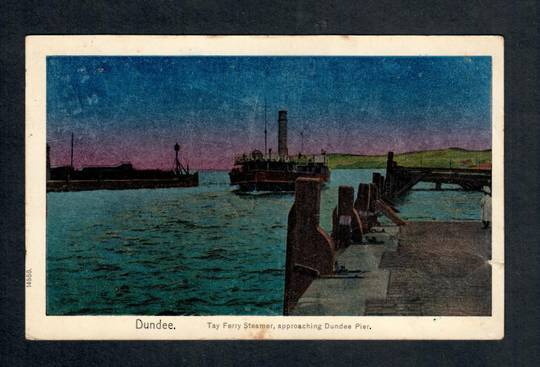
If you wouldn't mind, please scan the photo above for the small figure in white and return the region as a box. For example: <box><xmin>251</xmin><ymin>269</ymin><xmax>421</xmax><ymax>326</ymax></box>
<box><xmin>480</xmin><ymin>185</ymin><xmax>492</xmax><ymax>229</ymax></box>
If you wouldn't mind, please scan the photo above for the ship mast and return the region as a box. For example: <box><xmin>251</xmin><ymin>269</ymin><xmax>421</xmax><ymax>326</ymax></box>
<box><xmin>68</xmin><ymin>132</ymin><xmax>74</xmax><ymax>181</ymax></box>
<box><xmin>300</xmin><ymin>130</ymin><xmax>304</xmax><ymax>154</ymax></box>
<box><xmin>174</xmin><ymin>142</ymin><xmax>188</xmax><ymax>175</ymax></box>
<box><xmin>264</xmin><ymin>98</ymin><xmax>268</xmax><ymax>157</ymax></box>
<box><xmin>70</xmin><ymin>132</ymin><xmax>74</xmax><ymax>169</ymax></box>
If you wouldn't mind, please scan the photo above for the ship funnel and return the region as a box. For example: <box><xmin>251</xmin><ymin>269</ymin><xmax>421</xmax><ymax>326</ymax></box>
<box><xmin>278</xmin><ymin>110</ymin><xmax>288</xmax><ymax>158</ymax></box>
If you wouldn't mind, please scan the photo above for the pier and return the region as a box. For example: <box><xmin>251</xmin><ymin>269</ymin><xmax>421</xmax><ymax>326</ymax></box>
<box><xmin>46</xmin><ymin>175</ymin><xmax>198</xmax><ymax>192</ymax></box>
<box><xmin>283</xmin><ymin>153</ymin><xmax>492</xmax><ymax>316</ymax></box>
<box><xmin>384</xmin><ymin>151</ymin><xmax>491</xmax><ymax>196</ymax></box>
<box><xmin>46</xmin><ymin>142</ymin><xmax>199</xmax><ymax>192</ymax></box>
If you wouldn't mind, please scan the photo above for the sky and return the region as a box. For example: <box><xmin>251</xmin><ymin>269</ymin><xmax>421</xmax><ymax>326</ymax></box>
<box><xmin>47</xmin><ymin>56</ymin><xmax>492</xmax><ymax>170</ymax></box>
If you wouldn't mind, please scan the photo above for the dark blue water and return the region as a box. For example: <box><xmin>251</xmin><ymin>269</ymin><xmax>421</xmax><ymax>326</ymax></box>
<box><xmin>46</xmin><ymin>169</ymin><xmax>482</xmax><ymax>315</ymax></box>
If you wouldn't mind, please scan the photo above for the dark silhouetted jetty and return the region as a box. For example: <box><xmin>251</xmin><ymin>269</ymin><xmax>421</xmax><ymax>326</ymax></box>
<box><xmin>384</xmin><ymin>151</ymin><xmax>491</xmax><ymax>196</ymax></box>
<box><xmin>47</xmin><ymin>139</ymin><xmax>198</xmax><ymax>192</ymax></box>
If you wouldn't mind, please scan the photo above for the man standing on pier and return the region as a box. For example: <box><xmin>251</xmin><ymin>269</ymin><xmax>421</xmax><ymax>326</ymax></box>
<box><xmin>480</xmin><ymin>186</ymin><xmax>492</xmax><ymax>229</ymax></box>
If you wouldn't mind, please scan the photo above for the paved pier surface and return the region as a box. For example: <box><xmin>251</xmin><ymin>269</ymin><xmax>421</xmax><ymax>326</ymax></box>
<box><xmin>291</xmin><ymin>221</ymin><xmax>491</xmax><ymax>316</ymax></box>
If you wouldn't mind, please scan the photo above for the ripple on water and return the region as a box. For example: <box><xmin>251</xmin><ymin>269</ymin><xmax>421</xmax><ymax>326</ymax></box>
<box><xmin>46</xmin><ymin>170</ymin><xmax>482</xmax><ymax>315</ymax></box>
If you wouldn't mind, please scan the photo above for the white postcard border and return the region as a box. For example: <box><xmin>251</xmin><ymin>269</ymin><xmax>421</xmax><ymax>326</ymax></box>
<box><xmin>25</xmin><ymin>35</ymin><xmax>504</xmax><ymax>340</ymax></box>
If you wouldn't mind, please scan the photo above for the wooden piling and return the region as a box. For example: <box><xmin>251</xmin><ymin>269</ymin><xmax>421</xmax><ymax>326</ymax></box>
<box><xmin>332</xmin><ymin>186</ymin><xmax>352</xmax><ymax>249</ymax></box>
<box><xmin>284</xmin><ymin>178</ymin><xmax>336</xmax><ymax>315</ymax></box>
<box><xmin>377</xmin><ymin>175</ymin><xmax>385</xmax><ymax>195</ymax></box>
<box><xmin>368</xmin><ymin>184</ymin><xmax>382</xmax><ymax>228</ymax></box>
<box><xmin>372</xmin><ymin>172</ymin><xmax>384</xmax><ymax>194</ymax></box>
<box><xmin>385</xmin><ymin>151</ymin><xmax>395</xmax><ymax>196</ymax></box>
<box><xmin>354</xmin><ymin>183</ymin><xmax>377</xmax><ymax>233</ymax></box>
<box><xmin>332</xmin><ymin>186</ymin><xmax>363</xmax><ymax>248</ymax></box>
<box><xmin>355</xmin><ymin>183</ymin><xmax>371</xmax><ymax>213</ymax></box>
<box><xmin>369</xmin><ymin>183</ymin><xmax>380</xmax><ymax>205</ymax></box>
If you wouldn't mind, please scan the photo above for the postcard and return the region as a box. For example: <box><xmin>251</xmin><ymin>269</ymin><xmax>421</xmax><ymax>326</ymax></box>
<box><xmin>25</xmin><ymin>35</ymin><xmax>504</xmax><ymax>340</ymax></box>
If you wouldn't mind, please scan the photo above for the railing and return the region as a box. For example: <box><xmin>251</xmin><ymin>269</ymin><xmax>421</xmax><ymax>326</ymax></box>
<box><xmin>234</xmin><ymin>153</ymin><xmax>328</xmax><ymax>165</ymax></box>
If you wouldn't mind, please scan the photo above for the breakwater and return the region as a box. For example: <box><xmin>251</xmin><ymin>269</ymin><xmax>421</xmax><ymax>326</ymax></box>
<box><xmin>47</xmin><ymin>174</ymin><xmax>198</xmax><ymax>193</ymax></box>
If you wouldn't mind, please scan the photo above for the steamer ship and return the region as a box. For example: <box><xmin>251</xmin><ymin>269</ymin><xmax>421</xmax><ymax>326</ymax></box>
<box><xmin>229</xmin><ymin>110</ymin><xmax>330</xmax><ymax>192</ymax></box>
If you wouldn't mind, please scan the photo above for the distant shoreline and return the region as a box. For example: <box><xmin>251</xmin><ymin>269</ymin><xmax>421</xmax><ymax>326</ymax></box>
<box><xmin>192</xmin><ymin>148</ymin><xmax>492</xmax><ymax>171</ymax></box>
<box><xmin>328</xmin><ymin>148</ymin><xmax>492</xmax><ymax>169</ymax></box>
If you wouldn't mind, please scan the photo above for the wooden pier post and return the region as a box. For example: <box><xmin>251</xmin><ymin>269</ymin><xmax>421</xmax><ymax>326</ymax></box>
<box><xmin>284</xmin><ymin>178</ymin><xmax>336</xmax><ymax>315</ymax></box>
<box><xmin>355</xmin><ymin>183</ymin><xmax>370</xmax><ymax>212</ymax></box>
<box><xmin>332</xmin><ymin>186</ymin><xmax>363</xmax><ymax>248</ymax></box>
<box><xmin>377</xmin><ymin>174</ymin><xmax>385</xmax><ymax>195</ymax></box>
<box><xmin>385</xmin><ymin>151</ymin><xmax>395</xmax><ymax>197</ymax></box>
<box><xmin>370</xmin><ymin>183</ymin><xmax>380</xmax><ymax>205</ymax></box>
<box><xmin>355</xmin><ymin>182</ymin><xmax>405</xmax><ymax>231</ymax></box>
<box><xmin>368</xmin><ymin>184</ymin><xmax>382</xmax><ymax>227</ymax></box>
<box><xmin>371</xmin><ymin>172</ymin><xmax>384</xmax><ymax>195</ymax></box>
<box><xmin>354</xmin><ymin>183</ymin><xmax>377</xmax><ymax>233</ymax></box>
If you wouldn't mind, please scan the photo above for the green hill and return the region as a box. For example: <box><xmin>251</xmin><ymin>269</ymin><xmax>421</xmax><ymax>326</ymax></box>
<box><xmin>328</xmin><ymin>148</ymin><xmax>491</xmax><ymax>169</ymax></box>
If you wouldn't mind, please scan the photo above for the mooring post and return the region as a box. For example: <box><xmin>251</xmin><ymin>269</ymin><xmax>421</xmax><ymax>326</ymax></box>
<box><xmin>341</xmin><ymin>186</ymin><xmax>364</xmax><ymax>243</ymax></box>
<box><xmin>385</xmin><ymin>151</ymin><xmax>395</xmax><ymax>196</ymax></box>
<box><xmin>377</xmin><ymin>175</ymin><xmax>385</xmax><ymax>196</ymax></box>
<box><xmin>354</xmin><ymin>183</ymin><xmax>373</xmax><ymax>233</ymax></box>
<box><xmin>372</xmin><ymin>172</ymin><xmax>381</xmax><ymax>192</ymax></box>
<box><xmin>355</xmin><ymin>183</ymin><xmax>370</xmax><ymax>212</ymax></box>
<box><xmin>368</xmin><ymin>183</ymin><xmax>382</xmax><ymax>228</ymax></box>
<box><xmin>283</xmin><ymin>178</ymin><xmax>335</xmax><ymax>315</ymax></box>
<box><xmin>332</xmin><ymin>186</ymin><xmax>354</xmax><ymax>249</ymax></box>
<box><xmin>370</xmin><ymin>183</ymin><xmax>380</xmax><ymax>206</ymax></box>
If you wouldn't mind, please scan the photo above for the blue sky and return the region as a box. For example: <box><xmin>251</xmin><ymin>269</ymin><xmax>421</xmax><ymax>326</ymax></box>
<box><xmin>47</xmin><ymin>56</ymin><xmax>491</xmax><ymax>169</ymax></box>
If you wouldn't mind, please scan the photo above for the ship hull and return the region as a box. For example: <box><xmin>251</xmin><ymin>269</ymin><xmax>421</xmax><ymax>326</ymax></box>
<box><xmin>47</xmin><ymin>173</ymin><xmax>199</xmax><ymax>193</ymax></box>
<box><xmin>229</xmin><ymin>170</ymin><xmax>329</xmax><ymax>192</ymax></box>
